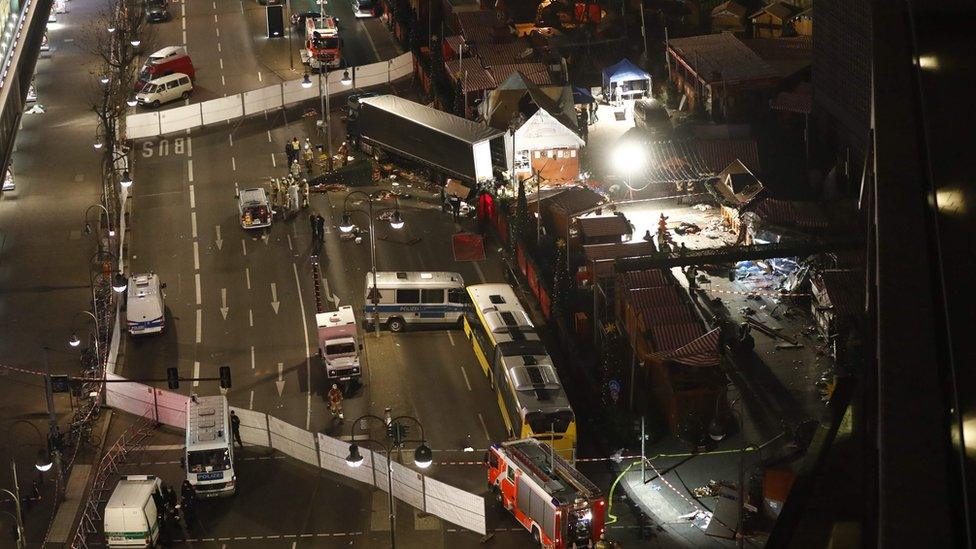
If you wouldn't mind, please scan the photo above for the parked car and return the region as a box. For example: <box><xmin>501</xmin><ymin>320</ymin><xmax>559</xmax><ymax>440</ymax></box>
<box><xmin>145</xmin><ymin>0</ymin><xmax>170</xmax><ymax>22</ymax></box>
<box><xmin>350</xmin><ymin>0</ymin><xmax>376</xmax><ymax>17</ymax></box>
<box><xmin>291</xmin><ymin>10</ymin><xmax>320</xmax><ymax>27</ymax></box>
<box><xmin>237</xmin><ymin>187</ymin><xmax>272</xmax><ymax>229</ymax></box>
<box><xmin>136</xmin><ymin>46</ymin><xmax>195</xmax><ymax>89</ymax></box>
<box><xmin>136</xmin><ymin>73</ymin><xmax>193</xmax><ymax>108</ymax></box>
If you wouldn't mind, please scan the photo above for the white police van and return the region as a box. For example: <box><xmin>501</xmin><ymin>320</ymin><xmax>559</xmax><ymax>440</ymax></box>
<box><xmin>363</xmin><ymin>271</ymin><xmax>466</xmax><ymax>332</ymax></box>
<box><xmin>126</xmin><ymin>273</ymin><xmax>165</xmax><ymax>335</ymax></box>
<box><xmin>183</xmin><ymin>395</ymin><xmax>236</xmax><ymax>498</ymax></box>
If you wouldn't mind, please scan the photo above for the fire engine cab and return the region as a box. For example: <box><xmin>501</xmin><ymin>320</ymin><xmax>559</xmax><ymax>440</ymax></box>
<box><xmin>487</xmin><ymin>439</ymin><xmax>606</xmax><ymax>548</ymax></box>
<box><xmin>302</xmin><ymin>16</ymin><xmax>341</xmax><ymax>70</ymax></box>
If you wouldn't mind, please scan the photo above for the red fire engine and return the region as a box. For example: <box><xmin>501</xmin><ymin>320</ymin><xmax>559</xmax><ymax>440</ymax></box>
<box><xmin>487</xmin><ymin>439</ymin><xmax>606</xmax><ymax>548</ymax></box>
<box><xmin>303</xmin><ymin>15</ymin><xmax>341</xmax><ymax>70</ymax></box>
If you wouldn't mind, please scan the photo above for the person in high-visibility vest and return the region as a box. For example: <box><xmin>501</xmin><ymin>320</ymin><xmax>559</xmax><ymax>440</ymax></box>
<box><xmin>328</xmin><ymin>384</ymin><xmax>344</xmax><ymax>420</ymax></box>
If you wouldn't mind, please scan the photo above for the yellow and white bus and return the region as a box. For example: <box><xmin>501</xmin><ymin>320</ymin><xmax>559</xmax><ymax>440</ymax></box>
<box><xmin>463</xmin><ymin>283</ymin><xmax>577</xmax><ymax>458</ymax></box>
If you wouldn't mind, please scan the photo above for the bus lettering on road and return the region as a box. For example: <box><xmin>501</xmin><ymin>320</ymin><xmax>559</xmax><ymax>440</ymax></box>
<box><xmin>142</xmin><ymin>138</ymin><xmax>188</xmax><ymax>158</ymax></box>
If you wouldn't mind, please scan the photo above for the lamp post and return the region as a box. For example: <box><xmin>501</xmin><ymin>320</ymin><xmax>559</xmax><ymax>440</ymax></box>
<box><xmin>345</xmin><ymin>413</ymin><xmax>432</xmax><ymax>549</ymax></box>
<box><xmin>2</xmin><ymin>421</ymin><xmax>56</xmax><ymax>548</ymax></box>
<box><xmin>339</xmin><ymin>191</ymin><xmax>404</xmax><ymax>335</ymax></box>
<box><xmin>304</xmin><ymin>67</ymin><xmax>352</xmax><ymax>172</ymax></box>
<box><xmin>84</xmin><ymin>203</ymin><xmax>115</xmax><ymax>253</ymax></box>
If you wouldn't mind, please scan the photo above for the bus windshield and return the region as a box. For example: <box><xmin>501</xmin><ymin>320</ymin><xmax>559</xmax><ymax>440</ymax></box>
<box><xmin>187</xmin><ymin>449</ymin><xmax>231</xmax><ymax>472</ymax></box>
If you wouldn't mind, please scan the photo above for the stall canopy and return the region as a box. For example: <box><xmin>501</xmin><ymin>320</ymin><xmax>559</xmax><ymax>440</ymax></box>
<box><xmin>602</xmin><ymin>58</ymin><xmax>652</xmax><ymax>101</ymax></box>
<box><xmin>572</xmin><ymin>86</ymin><xmax>595</xmax><ymax>104</ymax></box>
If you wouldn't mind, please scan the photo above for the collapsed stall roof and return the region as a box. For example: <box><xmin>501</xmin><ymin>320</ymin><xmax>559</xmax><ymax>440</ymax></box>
<box><xmin>358</xmin><ymin>95</ymin><xmax>504</xmax><ymax>145</ymax></box>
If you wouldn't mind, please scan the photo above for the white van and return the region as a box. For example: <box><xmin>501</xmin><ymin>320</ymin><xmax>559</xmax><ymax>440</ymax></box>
<box><xmin>136</xmin><ymin>73</ymin><xmax>192</xmax><ymax>108</ymax></box>
<box><xmin>104</xmin><ymin>475</ymin><xmax>164</xmax><ymax>548</ymax></box>
<box><xmin>363</xmin><ymin>271</ymin><xmax>466</xmax><ymax>332</ymax></box>
<box><xmin>126</xmin><ymin>273</ymin><xmax>165</xmax><ymax>335</ymax></box>
<box><xmin>184</xmin><ymin>395</ymin><xmax>237</xmax><ymax>498</ymax></box>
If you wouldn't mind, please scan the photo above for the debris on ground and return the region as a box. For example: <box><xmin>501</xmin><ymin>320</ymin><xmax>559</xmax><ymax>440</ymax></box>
<box><xmin>775</xmin><ymin>343</ymin><xmax>805</xmax><ymax>350</ymax></box>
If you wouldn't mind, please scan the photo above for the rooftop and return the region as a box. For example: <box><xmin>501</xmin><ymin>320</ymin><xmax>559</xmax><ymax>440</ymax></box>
<box><xmin>668</xmin><ymin>32</ymin><xmax>779</xmax><ymax>85</ymax></box>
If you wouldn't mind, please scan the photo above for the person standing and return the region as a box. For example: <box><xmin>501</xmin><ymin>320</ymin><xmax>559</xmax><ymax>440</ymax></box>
<box><xmin>303</xmin><ymin>138</ymin><xmax>314</xmax><ymax>173</ymax></box>
<box><xmin>300</xmin><ymin>179</ymin><xmax>310</xmax><ymax>209</ymax></box>
<box><xmin>288</xmin><ymin>181</ymin><xmax>300</xmax><ymax>214</ymax></box>
<box><xmin>310</xmin><ymin>213</ymin><xmax>319</xmax><ymax>243</ymax></box>
<box><xmin>284</xmin><ymin>140</ymin><xmax>295</xmax><ymax>167</ymax></box>
<box><xmin>180</xmin><ymin>480</ymin><xmax>196</xmax><ymax>522</ymax></box>
<box><xmin>230</xmin><ymin>410</ymin><xmax>243</xmax><ymax>448</ymax></box>
<box><xmin>291</xmin><ymin>137</ymin><xmax>301</xmax><ymax>165</ymax></box>
<box><xmin>315</xmin><ymin>214</ymin><xmax>326</xmax><ymax>247</ymax></box>
<box><xmin>328</xmin><ymin>384</ymin><xmax>344</xmax><ymax>420</ymax></box>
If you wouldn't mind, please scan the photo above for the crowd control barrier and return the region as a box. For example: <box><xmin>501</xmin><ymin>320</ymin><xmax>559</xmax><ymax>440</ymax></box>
<box><xmin>101</xmin><ymin>378</ymin><xmax>486</xmax><ymax>534</ymax></box>
<box><xmin>126</xmin><ymin>53</ymin><xmax>414</xmax><ymax>139</ymax></box>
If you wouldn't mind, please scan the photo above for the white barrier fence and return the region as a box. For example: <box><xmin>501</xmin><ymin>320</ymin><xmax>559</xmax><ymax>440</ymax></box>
<box><xmin>127</xmin><ymin>53</ymin><xmax>414</xmax><ymax>139</ymax></box>
<box><xmin>100</xmin><ymin>378</ymin><xmax>486</xmax><ymax>534</ymax></box>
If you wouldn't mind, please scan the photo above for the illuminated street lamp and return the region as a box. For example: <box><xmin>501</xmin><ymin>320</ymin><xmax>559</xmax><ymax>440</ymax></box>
<box><xmin>341</xmin><ymin>69</ymin><xmax>351</xmax><ymax>86</ymax></box>
<box><xmin>119</xmin><ymin>169</ymin><xmax>133</xmax><ymax>189</ymax></box>
<box><xmin>301</xmin><ymin>72</ymin><xmax>313</xmax><ymax>89</ymax></box>
<box><xmin>344</xmin><ymin>413</ymin><xmax>430</xmax><ymax>549</ymax></box>
<box><xmin>339</xmin><ymin>191</ymin><xmax>404</xmax><ymax>335</ymax></box>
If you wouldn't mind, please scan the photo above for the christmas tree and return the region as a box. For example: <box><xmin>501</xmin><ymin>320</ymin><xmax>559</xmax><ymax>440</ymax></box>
<box><xmin>552</xmin><ymin>238</ymin><xmax>568</xmax><ymax>317</ymax></box>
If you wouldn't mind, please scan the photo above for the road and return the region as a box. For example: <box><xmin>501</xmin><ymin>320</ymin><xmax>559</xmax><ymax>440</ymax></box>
<box><xmin>140</xmin><ymin>0</ymin><xmax>400</xmax><ymax>109</ymax></box>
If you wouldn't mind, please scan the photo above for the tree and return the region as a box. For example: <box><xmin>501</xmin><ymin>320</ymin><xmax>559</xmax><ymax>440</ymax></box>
<box><xmin>509</xmin><ymin>177</ymin><xmax>530</xmax><ymax>255</ymax></box>
<box><xmin>600</xmin><ymin>323</ymin><xmax>626</xmax><ymax>406</ymax></box>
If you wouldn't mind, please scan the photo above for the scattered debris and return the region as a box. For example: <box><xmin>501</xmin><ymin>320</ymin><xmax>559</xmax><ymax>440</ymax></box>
<box><xmin>775</xmin><ymin>342</ymin><xmax>804</xmax><ymax>350</ymax></box>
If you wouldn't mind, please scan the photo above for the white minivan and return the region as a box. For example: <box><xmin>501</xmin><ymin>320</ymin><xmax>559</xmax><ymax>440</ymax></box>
<box><xmin>136</xmin><ymin>72</ymin><xmax>192</xmax><ymax>108</ymax></box>
<box><xmin>126</xmin><ymin>273</ymin><xmax>165</xmax><ymax>335</ymax></box>
<box><xmin>104</xmin><ymin>475</ymin><xmax>164</xmax><ymax>547</ymax></box>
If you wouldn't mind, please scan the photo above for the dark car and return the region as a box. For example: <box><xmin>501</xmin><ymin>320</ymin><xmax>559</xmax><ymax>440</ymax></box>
<box><xmin>145</xmin><ymin>0</ymin><xmax>170</xmax><ymax>22</ymax></box>
<box><xmin>291</xmin><ymin>10</ymin><xmax>321</xmax><ymax>28</ymax></box>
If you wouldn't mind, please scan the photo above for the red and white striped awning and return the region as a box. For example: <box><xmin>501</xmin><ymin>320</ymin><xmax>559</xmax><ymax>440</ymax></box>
<box><xmin>654</xmin><ymin>327</ymin><xmax>722</xmax><ymax>367</ymax></box>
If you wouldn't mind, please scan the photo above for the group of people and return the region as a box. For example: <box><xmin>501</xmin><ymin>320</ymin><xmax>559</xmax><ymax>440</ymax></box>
<box><xmin>309</xmin><ymin>212</ymin><xmax>327</xmax><ymax>248</ymax></box>
<box><xmin>284</xmin><ymin>136</ymin><xmax>316</xmax><ymax>178</ymax></box>
<box><xmin>269</xmin><ymin>175</ymin><xmax>309</xmax><ymax>218</ymax></box>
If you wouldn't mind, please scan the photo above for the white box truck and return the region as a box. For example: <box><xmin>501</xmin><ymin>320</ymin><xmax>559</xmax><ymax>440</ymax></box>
<box><xmin>316</xmin><ymin>306</ymin><xmax>362</xmax><ymax>384</ymax></box>
<box><xmin>103</xmin><ymin>475</ymin><xmax>164</xmax><ymax>547</ymax></box>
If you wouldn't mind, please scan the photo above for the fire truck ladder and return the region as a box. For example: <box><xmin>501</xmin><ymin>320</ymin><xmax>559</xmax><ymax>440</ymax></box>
<box><xmin>507</xmin><ymin>441</ymin><xmax>600</xmax><ymax>501</ymax></box>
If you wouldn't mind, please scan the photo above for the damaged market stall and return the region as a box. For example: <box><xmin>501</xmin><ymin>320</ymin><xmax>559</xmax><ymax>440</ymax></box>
<box><xmin>601</xmin><ymin>58</ymin><xmax>652</xmax><ymax>104</ymax></box>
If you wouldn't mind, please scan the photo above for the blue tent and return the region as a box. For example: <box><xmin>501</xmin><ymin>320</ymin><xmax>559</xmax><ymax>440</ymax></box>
<box><xmin>572</xmin><ymin>86</ymin><xmax>595</xmax><ymax>104</ymax></box>
<box><xmin>602</xmin><ymin>59</ymin><xmax>652</xmax><ymax>101</ymax></box>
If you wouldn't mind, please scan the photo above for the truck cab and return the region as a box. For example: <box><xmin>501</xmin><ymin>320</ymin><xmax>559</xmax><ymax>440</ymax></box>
<box><xmin>316</xmin><ymin>306</ymin><xmax>362</xmax><ymax>385</ymax></box>
<box><xmin>303</xmin><ymin>16</ymin><xmax>341</xmax><ymax>69</ymax></box>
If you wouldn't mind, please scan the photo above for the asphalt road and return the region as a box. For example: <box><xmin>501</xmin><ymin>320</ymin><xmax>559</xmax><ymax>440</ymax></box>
<box><xmin>139</xmin><ymin>0</ymin><xmax>399</xmax><ymax>110</ymax></box>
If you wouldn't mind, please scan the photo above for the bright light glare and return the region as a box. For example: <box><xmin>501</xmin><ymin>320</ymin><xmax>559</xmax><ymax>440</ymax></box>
<box><xmin>918</xmin><ymin>55</ymin><xmax>940</xmax><ymax>71</ymax></box>
<box><xmin>611</xmin><ymin>141</ymin><xmax>646</xmax><ymax>176</ymax></box>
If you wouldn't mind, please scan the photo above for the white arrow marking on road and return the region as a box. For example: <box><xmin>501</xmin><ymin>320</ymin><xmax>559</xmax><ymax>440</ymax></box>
<box><xmin>270</xmin><ymin>283</ymin><xmax>280</xmax><ymax>314</ymax></box>
<box><xmin>276</xmin><ymin>362</ymin><xmax>285</xmax><ymax>397</ymax></box>
<box><xmin>323</xmin><ymin>277</ymin><xmax>340</xmax><ymax>306</ymax></box>
<box><xmin>220</xmin><ymin>288</ymin><xmax>229</xmax><ymax>319</ymax></box>
<box><xmin>215</xmin><ymin>225</ymin><xmax>223</xmax><ymax>250</ymax></box>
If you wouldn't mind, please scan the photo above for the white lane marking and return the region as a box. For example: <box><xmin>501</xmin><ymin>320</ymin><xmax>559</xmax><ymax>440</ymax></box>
<box><xmin>216</xmin><ymin>27</ymin><xmax>220</xmax><ymax>37</ymax></box>
<box><xmin>193</xmin><ymin>241</ymin><xmax>200</xmax><ymax>270</ymax></box>
<box><xmin>191</xmin><ymin>212</ymin><xmax>198</xmax><ymax>238</ymax></box>
<box><xmin>187</xmin><ymin>136</ymin><xmax>193</xmax><ymax>156</ymax></box>
<box><xmin>460</xmin><ymin>365</ymin><xmax>472</xmax><ymax>391</ymax></box>
<box><xmin>218</xmin><ymin>42</ymin><xmax>222</xmax><ymax>53</ymax></box>
<box><xmin>249</xmin><ymin>390</ymin><xmax>254</xmax><ymax>409</ymax></box>
<box><xmin>181</xmin><ymin>17</ymin><xmax>186</xmax><ymax>30</ymax></box>
<box><xmin>187</xmin><ymin>159</ymin><xmax>194</xmax><ymax>182</ymax></box>
<box><xmin>267</xmin><ymin>130</ymin><xmax>272</xmax><ymax>143</ymax></box>
<box><xmin>219</xmin><ymin>58</ymin><xmax>224</xmax><ymax>70</ymax></box>
<box><xmin>214</xmin><ymin>13</ymin><xmax>218</xmax><ymax>23</ymax></box>
<box><xmin>478</xmin><ymin>413</ymin><xmax>490</xmax><ymax>441</ymax></box>
<box><xmin>181</xmin><ymin>3</ymin><xmax>185</xmax><ymax>16</ymax></box>
<box><xmin>362</xmin><ymin>19</ymin><xmax>381</xmax><ymax>61</ymax></box>
<box><xmin>245</xmin><ymin>267</ymin><xmax>251</xmax><ymax>289</ymax></box>
<box><xmin>221</xmin><ymin>74</ymin><xmax>226</xmax><ymax>87</ymax></box>
<box><xmin>189</xmin><ymin>184</ymin><xmax>195</xmax><ymax>208</ymax></box>
<box><xmin>447</xmin><ymin>330</ymin><xmax>455</xmax><ymax>346</ymax></box>
<box><xmin>221</xmin><ymin>288</ymin><xmax>229</xmax><ymax>319</ymax></box>
<box><xmin>196</xmin><ymin>308</ymin><xmax>202</xmax><ymax>343</ymax></box>
<box><xmin>258</xmin><ymin>71</ymin><xmax>263</xmax><ymax>82</ymax></box>
<box><xmin>231</xmin><ymin>156</ymin><xmax>236</xmax><ymax>171</ymax></box>
<box><xmin>473</xmin><ymin>261</ymin><xmax>486</xmax><ymax>283</ymax></box>
<box><xmin>182</xmin><ymin>30</ymin><xmax>187</xmax><ymax>45</ymax></box>
<box><xmin>286</xmin><ymin>234</ymin><xmax>292</xmax><ymax>250</ymax></box>
<box><xmin>212</xmin><ymin>0</ymin><xmax>216</xmax><ymax>8</ymax></box>
<box><xmin>193</xmin><ymin>361</ymin><xmax>200</xmax><ymax>387</ymax></box>
<box><xmin>241</xmin><ymin>239</ymin><xmax>247</xmax><ymax>256</ymax></box>
<box><xmin>250</xmin><ymin>346</ymin><xmax>255</xmax><ymax>369</ymax></box>
<box><xmin>195</xmin><ymin>273</ymin><xmax>201</xmax><ymax>305</ymax></box>
<box><xmin>249</xmin><ymin>309</ymin><xmax>254</xmax><ymax>327</ymax></box>
<box><xmin>270</xmin><ymin>152</ymin><xmax>277</xmax><ymax>168</ymax></box>
<box><xmin>228</xmin><ymin>132</ymin><xmax>232</xmax><ymax>147</ymax></box>
<box><xmin>292</xmin><ymin>262</ymin><xmax>313</xmax><ymax>430</ymax></box>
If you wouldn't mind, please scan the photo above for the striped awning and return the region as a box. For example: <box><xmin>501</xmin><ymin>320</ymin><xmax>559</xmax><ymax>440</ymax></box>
<box><xmin>445</xmin><ymin>58</ymin><xmax>496</xmax><ymax>93</ymax></box>
<box><xmin>489</xmin><ymin>63</ymin><xmax>552</xmax><ymax>86</ymax></box>
<box><xmin>648</xmin><ymin>322</ymin><xmax>704</xmax><ymax>354</ymax></box>
<box><xmin>642</xmin><ymin>305</ymin><xmax>696</xmax><ymax>327</ymax></box>
<box><xmin>621</xmin><ymin>269</ymin><xmax>669</xmax><ymax>290</ymax></box>
<box><xmin>655</xmin><ymin>327</ymin><xmax>722</xmax><ymax>366</ymax></box>
<box><xmin>629</xmin><ymin>286</ymin><xmax>683</xmax><ymax>310</ymax></box>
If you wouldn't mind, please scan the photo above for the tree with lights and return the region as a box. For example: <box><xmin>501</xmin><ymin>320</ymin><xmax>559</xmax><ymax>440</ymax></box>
<box><xmin>551</xmin><ymin>238</ymin><xmax>568</xmax><ymax>318</ymax></box>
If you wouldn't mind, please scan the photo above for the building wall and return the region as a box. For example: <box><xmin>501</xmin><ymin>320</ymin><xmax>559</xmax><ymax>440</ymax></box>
<box><xmin>812</xmin><ymin>0</ymin><xmax>872</xmax><ymax>175</ymax></box>
<box><xmin>752</xmin><ymin>13</ymin><xmax>785</xmax><ymax>38</ymax></box>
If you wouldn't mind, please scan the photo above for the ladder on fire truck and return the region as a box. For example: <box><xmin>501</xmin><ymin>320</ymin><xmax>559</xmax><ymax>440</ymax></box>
<box><xmin>505</xmin><ymin>439</ymin><xmax>600</xmax><ymax>501</ymax></box>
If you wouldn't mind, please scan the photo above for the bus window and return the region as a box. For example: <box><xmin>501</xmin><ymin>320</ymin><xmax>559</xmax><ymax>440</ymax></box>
<box><xmin>397</xmin><ymin>289</ymin><xmax>420</xmax><ymax>303</ymax></box>
<box><xmin>448</xmin><ymin>288</ymin><xmax>465</xmax><ymax>303</ymax></box>
<box><xmin>421</xmin><ymin>289</ymin><xmax>444</xmax><ymax>303</ymax></box>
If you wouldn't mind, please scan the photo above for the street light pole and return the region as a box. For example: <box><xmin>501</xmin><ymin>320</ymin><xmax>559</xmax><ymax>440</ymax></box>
<box><xmin>339</xmin><ymin>192</ymin><xmax>404</xmax><ymax>336</ymax></box>
<box><xmin>1</xmin><ymin>481</ymin><xmax>24</xmax><ymax>548</ymax></box>
<box><xmin>344</xmin><ymin>413</ymin><xmax>432</xmax><ymax>549</ymax></box>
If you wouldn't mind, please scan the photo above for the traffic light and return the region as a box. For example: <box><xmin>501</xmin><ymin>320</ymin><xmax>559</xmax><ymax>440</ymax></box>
<box><xmin>219</xmin><ymin>366</ymin><xmax>232</xmax><ymax>389</ymax></box>
<box><xmin>387</xmin><ymin>422</ymin><xmax>408</xmax><ymax>445</ymax></box>
<box><xmin>50</xmin><ymin>374</ymin><xmax>70</xmax><ymax>393</ymax></box>
<box><xmin>166</xmin><ymin>367</ymin><xmax>179</xmax><ymax>390</ymax></box>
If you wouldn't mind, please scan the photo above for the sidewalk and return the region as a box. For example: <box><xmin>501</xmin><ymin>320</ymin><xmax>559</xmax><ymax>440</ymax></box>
<box><xmin>0</xmin><ymin>0</ymin><xmax>117</xmax><ymax>542</ymax></box>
